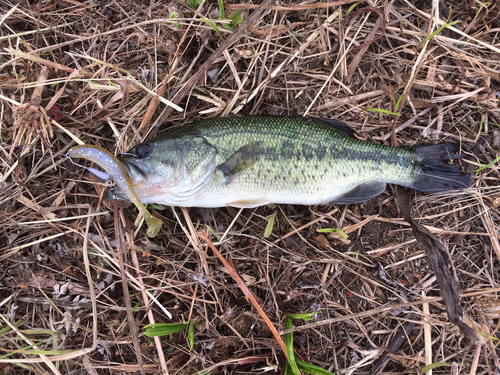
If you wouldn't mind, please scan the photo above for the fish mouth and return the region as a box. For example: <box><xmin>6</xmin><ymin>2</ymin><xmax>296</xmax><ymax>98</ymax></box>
<box><xmin>106</xmin><ymin>157</ymin><xmax>152</xmax><ymax>203</ymax></box>
<box><xmin>104</xmin><ymin>186</ymin><xmax>132</xmax><ymax>205</ymax></box>
<box><xmin>118</xmin><ymin>157</ymin><xmax>152</xmax><ymax>185</ymax></box>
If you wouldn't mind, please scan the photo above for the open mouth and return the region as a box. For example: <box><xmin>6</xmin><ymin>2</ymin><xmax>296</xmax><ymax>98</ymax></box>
<box><xmin>118</xmin><ymin>157</ymin><xmax>151</xmax><ymax>184</ymax></box>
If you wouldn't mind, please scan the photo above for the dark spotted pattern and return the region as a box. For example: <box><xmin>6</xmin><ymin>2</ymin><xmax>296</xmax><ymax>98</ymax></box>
<box><xmin>127</xmin><ymin>115</ymin><xmax>464</xmax><ymax>207</ymax></box>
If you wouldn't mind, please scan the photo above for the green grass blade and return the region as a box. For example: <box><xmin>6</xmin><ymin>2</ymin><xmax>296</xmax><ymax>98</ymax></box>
<box><xmin>296</xmin><ymin>358</ymin><xmax>336</xmax><ymax>375</ymax></box>
<box><xmin>366</xmin><ymin>108</ymin><xmax>400</xmax><ymax>116</ymax></box>
<box><xmin>346</xmin><ymin>2</ymin><xmax>362</xmax><ymax>15</ymax></box>
<box><xmin>468</xmin><ymin>154</ymin><xmax>500</xmax><ymax>173</ymax></box>
<box><xmin>200</xmin><ymin>17</ymin><xmax>223</xmax><ymax>40</ymax></box>
<box><xmin>188</xmin><ymin>321</ymin><xmax>195</xmax><ymax>349</ymax></box>
<box><xmin>420</xmin><ymin>362</ymin><xmax>452</xmax><ymax>372</ymax></box>
<box><xmin>228</xmin><ymin>10</ymin><xmax>244</xmax><ymax>29</ymax></box>
<box><xmin>285</xmin><ymin>363</ymin><xmax>295</xmax><ymax>375</ymax></box>
<box><xmin>264</xmin><ymin>211</ymin><xmax>276</xmax><ymax>238</ymax></box>
<box><xmin>287</xmin><ymin>312</ymin><xmax>319</xmax><ymax>321</ymax></box>
<box><xmin>206</xmin><ymin>225</ymin><xmax>221</xmax><ymax>240</ymax></box>
<box><xmin>143</xmin><ymin>322</ymin><xmax>188</xmax><ymax>337</ymax></box>
<box><xmin>316</xmin><ymin>227</ymin><xmax>348</xmax><ymax>239</ymax></box>
<box><xmin>118</xmin><ymin>300</ymin><xmax>141</xmax><ymax>331</ymax></box>
<box><xmin>394</xmin><ymin>92</ymin><xmax>404</xmax><ymax>111</ymax></box>
<box><xmin>187</xmin><ymin>0</ymin><xmax>203</xmax><ymax>7</ymax></box>
<box><xmin>417</xmin><ymin>8</ymin><xmax>459</xmax><ymax>48</ymax></box>
<box><xmin>285</xmin><ymin>317</ymin><xmax>299</xmax><ymax>375</ymax></box>
<box><xmin>217</xmin><ymin>0</ymin><xmax>225</xmax><ymax>20</ymax></box>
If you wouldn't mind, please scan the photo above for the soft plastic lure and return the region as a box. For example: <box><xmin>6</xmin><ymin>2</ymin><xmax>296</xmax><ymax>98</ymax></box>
<box><xmin>67</xmin><ymin>145</ymin><xmax>162</xmax><ymax>238</ymax></box>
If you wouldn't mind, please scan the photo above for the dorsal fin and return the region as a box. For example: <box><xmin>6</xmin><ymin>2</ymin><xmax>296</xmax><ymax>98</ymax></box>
<box><xmin>317</xmin><ymin>118</ymin><xmax>356</xmax><ymax>138</ymax></box>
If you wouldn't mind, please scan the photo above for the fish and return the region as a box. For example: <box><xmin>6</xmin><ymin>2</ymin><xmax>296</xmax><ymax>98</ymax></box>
<box><xmin>110</xmin><ymin>116</ymin><xmax>470</xmax><ymax>208</ymax></box>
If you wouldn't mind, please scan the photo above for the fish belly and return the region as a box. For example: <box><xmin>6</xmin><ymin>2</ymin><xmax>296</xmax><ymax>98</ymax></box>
<box><xmin>179</xmin><ymin>156</ymin><xmax>410</xmax><ymax>208</ymax></box>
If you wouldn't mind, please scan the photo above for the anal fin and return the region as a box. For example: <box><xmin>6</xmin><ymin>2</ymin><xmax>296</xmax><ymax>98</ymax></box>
<box><xmin>330</xmin><ymin>182</ymin><xmax>386</xmax><ymax>204</ymax></box>
<box><xmin>228</xmin><ymin>198</ymin><xmax>270</xmax><ymax>208</ymax></box>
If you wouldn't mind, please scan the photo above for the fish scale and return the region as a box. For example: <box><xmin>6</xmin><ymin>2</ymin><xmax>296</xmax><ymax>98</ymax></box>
<box><xmin>112</xmin><ymin>116</ymin><xmax>469</xmax><ymax>208</ymax></box>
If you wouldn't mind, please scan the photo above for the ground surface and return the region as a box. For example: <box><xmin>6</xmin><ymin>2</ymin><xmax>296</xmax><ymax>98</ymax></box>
<box><xmin>0</xmin><ymin>0</ymin><xmax>499</xmax><ymax>374</ymax></box>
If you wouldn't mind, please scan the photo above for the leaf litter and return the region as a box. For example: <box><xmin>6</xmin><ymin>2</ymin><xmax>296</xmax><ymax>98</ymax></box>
<box><xmin>0</xmin><ymin>0</ymin><xmax>499</xmax><ymax>374</ymax></box>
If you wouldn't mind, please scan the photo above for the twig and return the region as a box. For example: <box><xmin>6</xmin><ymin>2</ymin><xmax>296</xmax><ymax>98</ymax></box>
<box><xmin>124</xmin><ymin>215</ymin><xmax>169</xmax><ymax>375</ymax></box>
<box><xmin>198</xmin><ymin>230</ymin><xmax>289</xmax><ymax>362</ymax></box>
<box><xmin>154</xmin><ymin>0</ymin><xmax>274</xmax><ymax>126</ymax></box>
<box><xmin>343</xmin><ymin>6</ymin><xmax>387</xmax><ymax>82</ymax></box>
<box><xmin>226</xmin><ymin>1</ymin><xmax>363</xmax><ymax>11</ymax></box>
<box><xmin>422</xmin><ymin>291</ymin><xmax>433</xmax><ymax>375</ymax></box>
<box><xmin>396</xmin><ymin>189</ymin><xmax>478</xmax><ymax>342</ymax></box>
<box><xmin>274</xmin><ymin>207</ymin><xmax>339</xmax><ymax>244</ymax></box>
<box><xmin>469</xmin><ymin>341</ymin><xmax>483</xmax><ymax>375</ymax></box>
<box><xmin>113</xmin><ymin>206</ymin><xmax>146</xmax><ymax>375</ymax></box>
<box><xmin>368</xmin><ymin>319</ymin><xmax>417</xmax><ymax>375</ymax></box>
<box><xmin>316</xmin><ymin>90</ymin><xmax>385</xmax><ymax>111</ymax></box>
<box><xmin>138</xmin><ymin>72</ymin><xmax>170</xmax><ymax>133</ymax></box>
<box><xmin>280</xmin><ymin>287</ymin><xmax>500</xmax><ymax>335</ymax></box>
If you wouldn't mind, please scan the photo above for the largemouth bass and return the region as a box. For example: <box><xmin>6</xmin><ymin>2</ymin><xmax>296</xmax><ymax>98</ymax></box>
<box><xmin>109</xmin><ymin>116</ymin><xmax>470</xmax><ymax>208</ymax></box>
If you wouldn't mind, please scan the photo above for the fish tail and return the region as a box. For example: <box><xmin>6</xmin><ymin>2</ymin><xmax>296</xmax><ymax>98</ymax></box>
<box><xmin>409</xmin><ymin>143</ymin><xmax>471</xmax><ymax>193</ymax></box>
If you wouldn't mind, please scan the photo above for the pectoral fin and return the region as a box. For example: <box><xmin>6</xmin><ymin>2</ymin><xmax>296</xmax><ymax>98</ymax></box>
<box><xmin>217</xmin><ymin>142</ymin><xmax>262</xmax><ymax>184</ymax></box>
<box><xmin>330</xmin><ymin>182</ymin><xmax>386</xmax><ymax>204</ymax></box>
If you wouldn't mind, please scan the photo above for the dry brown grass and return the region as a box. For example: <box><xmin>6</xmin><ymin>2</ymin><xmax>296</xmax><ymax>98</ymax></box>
<box><xmin>0</xmin><ymin>0</ymin><xmax>499</xmax><ymax>374</ymax></box>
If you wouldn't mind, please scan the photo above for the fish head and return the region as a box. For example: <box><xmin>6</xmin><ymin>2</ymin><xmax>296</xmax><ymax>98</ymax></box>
<box><xmin>113</xmin><ymin>139</ymin><xmax>184</xmax><ymax>203</ymax></box>
<box><xmin>111</xmin><ymin>136</ymin><xmax>218</xmax><ymax>205</ymax></box>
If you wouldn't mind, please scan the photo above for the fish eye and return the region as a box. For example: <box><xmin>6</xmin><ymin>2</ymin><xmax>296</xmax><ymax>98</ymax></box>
<box><xmin>136</xmin><ymin>143</ymin><xmax>152</xmax><ymax>158</ymax></box>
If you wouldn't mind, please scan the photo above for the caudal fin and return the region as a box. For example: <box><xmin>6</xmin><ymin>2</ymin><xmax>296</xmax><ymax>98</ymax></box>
<box><xmin>410</xmin><ymin>143</ymin><xmax>471</xmax><ymax>193</ymax></box>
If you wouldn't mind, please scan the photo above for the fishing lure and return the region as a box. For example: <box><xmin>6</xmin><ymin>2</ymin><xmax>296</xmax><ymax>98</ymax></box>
<box><xmin>67</xmin><ymin>145</ymin><xmax>162</xmax><ymax>238</ymax></box>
